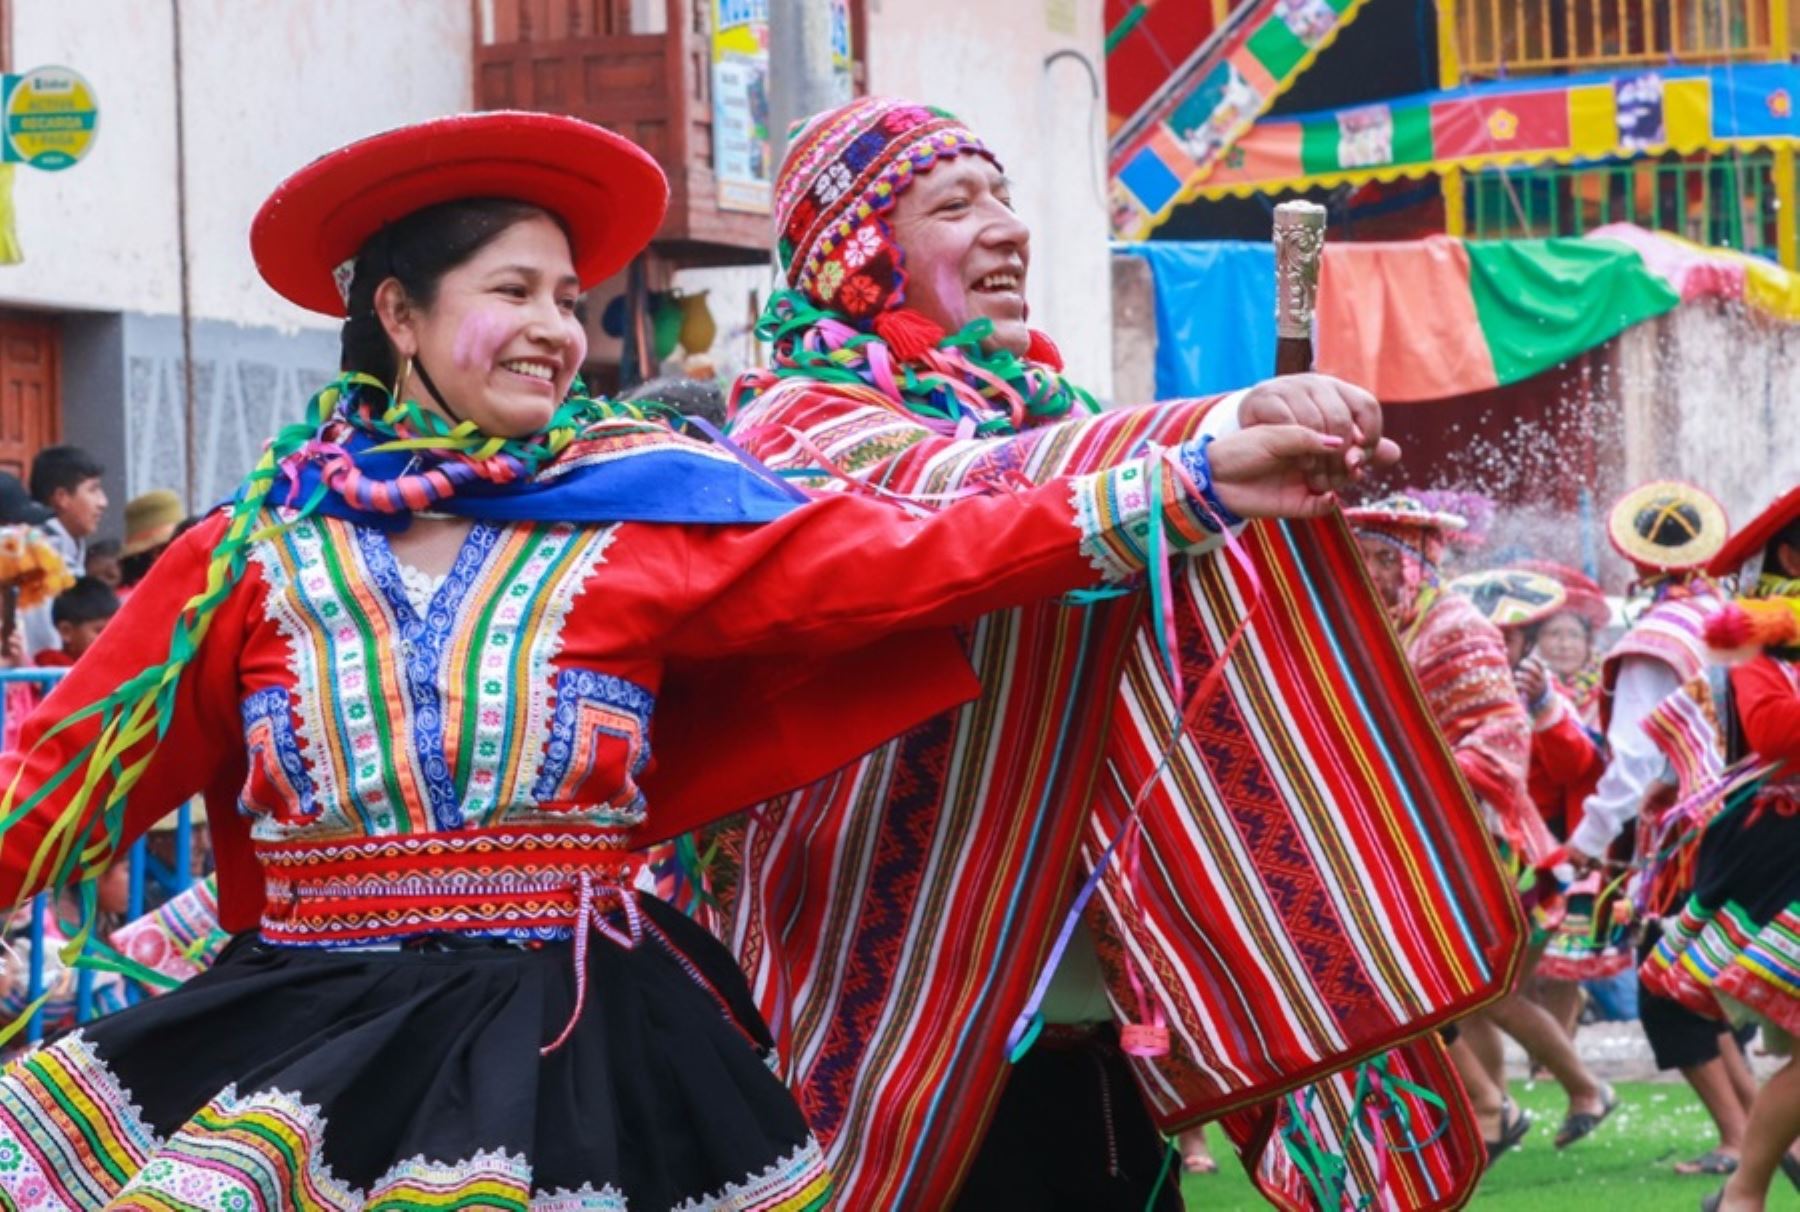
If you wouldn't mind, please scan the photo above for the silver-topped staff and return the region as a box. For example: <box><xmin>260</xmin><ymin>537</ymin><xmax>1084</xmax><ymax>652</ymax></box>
<box><xmin>1273</xmin><ymin>200</ymin><xmax>1327</xmax><ymax>376</ymax></box>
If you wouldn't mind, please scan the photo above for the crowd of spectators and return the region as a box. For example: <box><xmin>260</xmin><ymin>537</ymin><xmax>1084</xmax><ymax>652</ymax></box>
<box><xmin>0</xmin><ymin>447</ymin><xmax>218</xmax><ymax>1050</ymax></box>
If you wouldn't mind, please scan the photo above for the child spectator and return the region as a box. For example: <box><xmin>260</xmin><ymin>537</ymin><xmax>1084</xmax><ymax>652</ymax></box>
<box><xmin>36</xmin><ymin>576</ymin><xmax>120</xmax><ymax>667</ymax></box>
<box><xmin>84</xmin><ymin>538</ymin><xmax>122</xmax><ymax>588</ymax></box>
<box><xmin>21</xmin><ymin>446</ymin><xmax>106</xmax><ymax>657</ymax></box>
<box><xmin>27</xmin><ymin>445</ymin><xmax>107</xmax><ymax>567</ymax></box>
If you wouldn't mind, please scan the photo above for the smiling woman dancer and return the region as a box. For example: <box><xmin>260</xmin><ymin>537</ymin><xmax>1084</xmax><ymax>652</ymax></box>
<box><xmin>0</xmin><ymin>113</ymin><xmax>1342</xmax><ymax>1209</ymax></box>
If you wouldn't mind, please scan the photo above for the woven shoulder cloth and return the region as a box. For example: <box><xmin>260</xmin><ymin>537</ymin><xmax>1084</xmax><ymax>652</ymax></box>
<box><xmin>717</xmin><ymin>371</ymin><xmax>1521</xmax><ymax>1211</ymax></box>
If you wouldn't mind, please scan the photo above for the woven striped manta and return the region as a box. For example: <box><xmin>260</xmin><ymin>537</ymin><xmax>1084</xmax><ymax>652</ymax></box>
<box><xmin>715</xmin><ymin>377</ymin><xmax>1524</xmax><ymax>1211</ymax></box>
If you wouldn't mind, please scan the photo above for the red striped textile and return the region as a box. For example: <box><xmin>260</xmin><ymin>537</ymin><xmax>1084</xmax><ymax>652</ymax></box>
<box><xmin>720</xmin><ymin>380</ymin><xmax>1519</xmax><ymax>1209</ymax></box>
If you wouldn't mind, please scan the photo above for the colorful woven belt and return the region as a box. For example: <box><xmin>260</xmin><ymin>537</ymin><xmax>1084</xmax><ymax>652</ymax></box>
<box><xmin>257</xmin><ymin>826</ymin><xmax>641</xmax><ymax>948</ymax></box>
<box><xmin>259</xmin><ymin>826</ymin><xmax>649</xmax><ymax>1053</ymax></box>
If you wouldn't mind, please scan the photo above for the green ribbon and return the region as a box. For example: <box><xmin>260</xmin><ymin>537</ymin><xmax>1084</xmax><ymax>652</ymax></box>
<box><xmin>752</xmin><ymin>290</ymin><xmax>1099</xmax><ymax>435</ymax></box>
<box><xmin>1350</xmin><ymin>1052</ymin><xmax>1451</xmax><ymax>1154</ymax></box>
<box><xmin>1279</xmin><ymin>1088</ymin><xmax>1354</xmax><ymax>1210</ymax></box>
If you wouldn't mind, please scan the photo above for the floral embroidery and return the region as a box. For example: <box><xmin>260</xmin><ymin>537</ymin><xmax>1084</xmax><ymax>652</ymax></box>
<box><xmin>811</xmin><ymin>161</ymin><xmax>853</xmax><ymax>205</ymax></box>
<box><xmin>247</xmin><ymin>515</ymin><xmax>617</xmax><ymax>843</ymax></box>
<box><xmin>841</xmin><ymin>223</ymin><xmax>883</xmax><ymax>269</ymax></box>
<box><xmin>0</xmin><ymin>1031</ymin><xmax>158</xmax><ymax>1208</ymax></box>
<box><xmin>838</xmin><ymin>273</ymin><xmax>882</xmax><ymax>316</ymax></box>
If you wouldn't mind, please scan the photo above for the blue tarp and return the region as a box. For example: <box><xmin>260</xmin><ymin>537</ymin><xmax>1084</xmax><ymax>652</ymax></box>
<box><xmin>1115</xmin><ymin>241</ymin><xmax>1275</xmax><ymax>399</ymax></box>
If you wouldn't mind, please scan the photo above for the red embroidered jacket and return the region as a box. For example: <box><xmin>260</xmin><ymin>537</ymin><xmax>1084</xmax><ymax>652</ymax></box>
<box><xmin>1733</xmin><ymin>655</ymin><xmax>1800</xmax><ymax>765</ymax></box>
<box><xmin>1528</xmin><ymin>693</ymin><xmax>1605</xmax><ymax>839</ymax></box>
<box><xmin>0</xmin><ymin>461</ymin><xmax>1187</xmax><ymax>943</ymax></box>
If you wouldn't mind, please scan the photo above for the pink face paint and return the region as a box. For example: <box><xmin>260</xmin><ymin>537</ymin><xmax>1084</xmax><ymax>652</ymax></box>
<box><xmin>452</xmin><ymin>307</ymin><xmax>513</xmax><ymax>373</ymax></box>
<box><xmin>931</xmin><ymin>260</ymin><xmax>972</xmax><ymax>332</ymax></box>
<box><xmin>559</xmin><ymin>314</ymin><xmax>588</xmax><ymax>384</ymax></box>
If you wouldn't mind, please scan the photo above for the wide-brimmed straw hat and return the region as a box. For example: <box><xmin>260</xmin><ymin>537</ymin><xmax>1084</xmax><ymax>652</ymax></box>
<box><xmin>1514</xmin><ymin>559</ymin><xmax>1611</xmax><ymax>629</ymax></box>
<box><xmin>1607</xmin><ymin>480</ymin><xmax>1728</xmax><ymax>573</ymax></box>
<box><xmin>1344</xmin><ymin>494</ymin><xmax>1469</xmax><ymax>537</ymax></box>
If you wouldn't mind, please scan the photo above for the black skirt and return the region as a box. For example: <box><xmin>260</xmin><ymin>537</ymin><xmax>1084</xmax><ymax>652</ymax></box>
<box><xmin>1641</xmin><ymin>791</ymin><xmax>1800</xmax><ymax>1042</ymax></box>
<box><xmin>0</xmin><ymin>896</ymin><xmax>830</xmax><ymax>1209</ymax></box>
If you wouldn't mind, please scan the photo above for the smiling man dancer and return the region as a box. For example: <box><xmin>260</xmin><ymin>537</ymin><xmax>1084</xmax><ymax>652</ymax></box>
<box><xmin>719</xmin><ymin>96</ymin><xmax>1523</xmax><ymax>1211</ymax></box>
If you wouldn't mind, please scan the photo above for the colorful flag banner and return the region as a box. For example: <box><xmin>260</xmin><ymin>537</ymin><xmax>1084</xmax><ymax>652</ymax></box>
<box><xmin>1108</xmin><ymin>0</ymin><xmax>1373</xmax><ymax>239</ymax></box>
<box><xmin>1121</xmin><ymin>225</ymin><xmax>1800</xmax><ymax>403</ymax></box>
<box><xmin>1191</xmin><ymin>62</ymin><xmax>1800</xmax><ymax>201</ymax></box>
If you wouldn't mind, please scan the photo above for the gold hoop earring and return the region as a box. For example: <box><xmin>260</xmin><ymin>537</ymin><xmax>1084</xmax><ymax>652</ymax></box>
<box><xmin>392</xmin><ymin>355</ymin><xmax>413</xmax><ymax>406</ymax></box>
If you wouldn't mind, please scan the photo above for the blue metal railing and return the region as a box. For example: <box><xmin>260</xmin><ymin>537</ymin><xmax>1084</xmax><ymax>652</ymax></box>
<box><xmin>0</xmin><ymin>668</ymin><xmax>197</xmax><ymax>1043</ymax></box>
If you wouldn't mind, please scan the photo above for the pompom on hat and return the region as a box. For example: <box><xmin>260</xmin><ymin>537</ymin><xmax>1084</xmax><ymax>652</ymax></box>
<box><xmin>1447</xmin><ymin>568</ymin><xmax>1569</xmax><ymax>630</ymax></box>
<box><xmin>251</xmin><ymin>111</ymin><xmax>669</xmax><ymax>318</ymax></box>
<box><xmin>1607</xmin><ymin>480</ymin><xmax>1728</xmax><ymax>574</ymax></box>
<box><xmin>774</xmin><ymin>95</ymin><xmax>1058</xmax><ymax>364</ymax></box>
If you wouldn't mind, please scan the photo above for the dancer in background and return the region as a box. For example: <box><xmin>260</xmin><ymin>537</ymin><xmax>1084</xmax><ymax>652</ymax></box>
<box><xmin>1638</xmin><ymin>487</ymin><xmax>1800</xmax><ymax>1212</ymax></box>
<box><xmin>1351</xmin><ymin>498</ymin><xmax>1614</xmax><ymax>1159</ymax></box>
<box><xmin>1569</xmin><ymin>481</ymin><xmax>1759</xmax><ymax>1178</ymax></box>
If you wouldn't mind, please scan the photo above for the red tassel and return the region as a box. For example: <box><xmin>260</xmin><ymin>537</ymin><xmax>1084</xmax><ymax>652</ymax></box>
<box><xmin>1025</xmin><ymin>328</ymin><xmax>1063</xmax><ymax>371</ymax></box>
<box><xmin>872</xmin><ymin>308</ymin><xmax>946</xmax><ymax>363</ymax></box>
<box><xmin>1706</xmin><ymin>604</ymin><xmax>1755</xmax><ymax>650</ymax></box>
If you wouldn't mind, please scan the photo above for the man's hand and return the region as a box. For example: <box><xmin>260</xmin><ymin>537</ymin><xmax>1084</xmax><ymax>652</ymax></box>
<box><xmin>0</xmin><ymin>628</ymin><xmax>25</xmax><ymax>670</ymax></box>
<box><xmin>1238</xmin><ymin>374</ymin><xmax>1401</xmax><ymax>494</ymax></box>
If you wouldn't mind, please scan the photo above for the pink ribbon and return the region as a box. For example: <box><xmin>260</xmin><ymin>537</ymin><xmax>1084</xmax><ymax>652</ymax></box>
<box><xmin>540</xmin><ymin>868</ymin><xmax>646</xmax><ymax>1056</ymax></box>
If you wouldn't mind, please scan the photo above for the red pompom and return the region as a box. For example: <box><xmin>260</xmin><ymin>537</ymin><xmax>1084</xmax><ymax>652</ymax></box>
<box><xmin>872</xmin><ymin>307</ymin><xmax>946</xmax><ymax>363</ymax></box>
<box><xmin>1706</xmin><ymin>605</ymin><xmax>1754</xmax><ymax>650</ymax></box>
<box><xmin>1025</xmin><ymin>328</ymin><xmax>1064</xmax><ymax>371</ymax></box>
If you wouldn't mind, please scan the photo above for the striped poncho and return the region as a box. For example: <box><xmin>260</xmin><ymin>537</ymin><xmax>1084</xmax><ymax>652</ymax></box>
<box><xmin>719</xmin><ymin>374</ymin><xmax>1524</xmax><ymax>1210</ymax></box>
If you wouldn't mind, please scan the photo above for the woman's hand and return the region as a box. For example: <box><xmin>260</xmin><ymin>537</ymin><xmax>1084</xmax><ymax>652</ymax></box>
<box><xmin>1237</xmin><ymin>374</ymin><xmax>1401</xmax><ymax>494</ymax></box>
<box><xmin>1204</xmin><ymin>424</ymin><xmax>1357</xmax><ymax>519</ymax></box>
<box><xmin>1515</xmin><ymin>656</ymin><xmax>1549</xmax><ymax>705</ymax></box>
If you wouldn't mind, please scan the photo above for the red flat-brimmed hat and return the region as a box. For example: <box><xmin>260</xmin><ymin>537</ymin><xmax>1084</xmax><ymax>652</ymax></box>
<box><xmin>1708</xmin><ymin>485</ymin><xmax>1800</xmax><ymax>576</ymax></box>
<box><xmin>1515</xmin><ymin>559</ymin><xmax>1611</xmax><ymax>630</ymax></box>
<box><xmin>251</xmin><ymin>111</ymin><xmax>668</xmax><ymax>317</ymax></box>
<box><xmin>1447</xmin><ymin>568</ymin><xmax>1568</xmax><ymax>629</ymax></box>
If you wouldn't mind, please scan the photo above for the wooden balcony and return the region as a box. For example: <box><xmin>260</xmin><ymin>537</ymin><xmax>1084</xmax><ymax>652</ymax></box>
<box><xmin>1449</xmin><ymin>0</ymin><xmax>1791</xmax><ymax>80</ymax></box>
<box><xmin>472</xmin><ymin>0</ymin><xmax>772</xmax><ymax>265</ymax></box>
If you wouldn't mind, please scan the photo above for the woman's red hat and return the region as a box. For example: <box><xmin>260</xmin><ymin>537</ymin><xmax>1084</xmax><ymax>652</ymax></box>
<box><xmin>1708</xmin><ymin>485</ymin><xmax>1800</xmax><ymax>576</ymax></box>
<box><xmin>251</xmin><ymin>111</ymin><xmax>668</xmax><ymax>317</ymax></box>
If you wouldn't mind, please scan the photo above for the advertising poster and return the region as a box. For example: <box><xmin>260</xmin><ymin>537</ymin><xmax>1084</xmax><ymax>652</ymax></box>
<box><xmin>712</xmin><ymin>0</ymin><xmax>772</xmax><ymax>213</ymax></box>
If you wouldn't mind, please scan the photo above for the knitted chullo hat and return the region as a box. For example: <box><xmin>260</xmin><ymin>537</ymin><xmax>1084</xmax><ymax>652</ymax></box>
<box><xmin>1346</xmin><ymin>494</ymin><xmax>1469</xmax><ymax>573</ymax></box>
<box><xmin>773</xmin><ymin>96</ymin><xmax>1059</xmax><ymax>367</ymax></box>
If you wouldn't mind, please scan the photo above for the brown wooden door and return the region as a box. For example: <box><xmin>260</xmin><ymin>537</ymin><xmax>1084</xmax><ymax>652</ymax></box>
<box><xmin>0</xmin><ymin>313</ymin><xmax>60</xmax><ymax>483</ymax></box>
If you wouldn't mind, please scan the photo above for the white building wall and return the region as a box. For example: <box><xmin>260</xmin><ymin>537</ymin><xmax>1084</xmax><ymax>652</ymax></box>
<box><xmin>2</xmin><ymin>0</ymin><xmax>473</xmax><ymax>331</ymax></box>
<box><xmin>1614</xmin><ymin>305</ymin><xmax>1800</xmax><ymax>545</ymax></box>
<box><xmin>3</xmin><ymin>1</ymin><xmax>180</xmax><ymax>316</ymax></box>
<box><xmin>863</xmin><ymin>0</ymin><xmax>1116</xmax><ymax>399</ymax></box>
